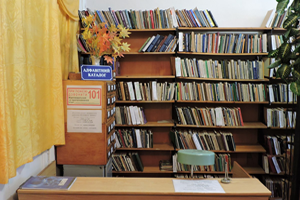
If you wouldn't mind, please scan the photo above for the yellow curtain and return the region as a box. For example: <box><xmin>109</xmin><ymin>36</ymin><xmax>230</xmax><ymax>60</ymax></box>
<box><xmin>0</xmin><ymin>0</ymin><xmax>78</xmax><ymax>184</ymax></box>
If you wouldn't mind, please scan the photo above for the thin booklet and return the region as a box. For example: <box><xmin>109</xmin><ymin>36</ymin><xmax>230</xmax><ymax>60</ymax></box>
<box><xmin>20</xmin><ymin>176</ymin><xmax>76</xmax><ymax>190</ymax></box>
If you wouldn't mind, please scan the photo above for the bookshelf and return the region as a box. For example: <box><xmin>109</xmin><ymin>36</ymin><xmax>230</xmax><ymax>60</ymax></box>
<box><xmin>111</xmin><ymin>27</ymin><xmax>276</xmax><ymax>177</ymax></box>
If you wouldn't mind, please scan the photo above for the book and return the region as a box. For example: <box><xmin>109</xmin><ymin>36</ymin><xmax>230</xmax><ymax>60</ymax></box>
<box><xmin>20</xmin><ymin>176</ymin><xmax>76</xmax><ymax>190</ymax></box>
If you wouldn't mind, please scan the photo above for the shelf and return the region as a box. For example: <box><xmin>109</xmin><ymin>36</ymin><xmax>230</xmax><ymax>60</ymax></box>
<box><xmin>178</xmin><ymin>27</ymin><xmax>273</xmax><ymax>32</ymax></box>
<box><xmin>116</xmin><ymin>76</ymin><xmax>175</xmax><ymax>79</ymax></box>
<box><xmin>116</xmin><ymin>100</ymin><xmax>175</xmax><ymax>103</ymax></box>
<box><xmin>268</xmin><ymin>127</ymin><xmax>295</xmax><ymax>130</ymax></box>
<box><xmin>176</xmin><ymin>145</ymin><xmax>266</xmax><ymax>153</ymax></box>
<box><xmin>129</xmin><ymin>28</ymin><xmax>176</xmax><ymax>32</ymax></box>
<box><xmin>176</xmin><ymin>122</ymin><xmax>267</xmax><ymax>129</ymax></box>
<box><xmin>176</xmin><ymin>100</ymin><xmax>269</xmax><ymax>104</ymax></box>
<box><xmin>177</xmin><ymin>52</ymin><xmax>268</xmax><ymax>56</ymax></box>
<box><xmin>270</xmin><ymin>102</ymin><xmax>297</xmax><ymax>105</ymax></box>
<box><xmin>113</xmin><ymin>166</ymin><xmax>231</xmax><ymax>174</ymax></box>
<box><xmin>176</xmin><ymin>77</ymin><xmax>269</xmax><ymax>82</ymax></box>
<box><xmin>117</xmin><ymin>144</ymin><xmax>174</xmax><ymax>151</ymax></box>
<box><xmin>244</xmin><ymin>166</ymin><xmax>266</xmax><ymax>174</ymax></box>
<box><xmin>115</xmin><ymin>121</ymin><xmax>174</xmax><ymax>127</ymax></box>
<box><xmin>123</xmin><ymin>52</ymin><xmax>175</xmax><ymax>55</ymax></box>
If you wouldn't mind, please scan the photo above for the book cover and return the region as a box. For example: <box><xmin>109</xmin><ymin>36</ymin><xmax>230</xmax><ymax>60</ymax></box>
<box><xmin>20</xmin><ymin>176</ymin><xmax>76</xmax><ymax>190</ymax></box>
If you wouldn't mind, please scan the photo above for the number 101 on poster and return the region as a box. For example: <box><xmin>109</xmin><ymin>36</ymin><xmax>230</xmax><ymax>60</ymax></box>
<box><xmin>66</xmin><ymin>85</ymin><xmax>102</xmax><ymax>108</ymax></box>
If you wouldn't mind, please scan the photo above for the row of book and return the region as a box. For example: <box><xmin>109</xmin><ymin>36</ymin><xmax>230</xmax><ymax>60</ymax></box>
<box><xmin>116</xmin><ymin>106</ymin><xmax>147</xmax><ymax>125</ymax></box>
<box><xmin>262</xmin><ymin>155</ymin><xmax>285</xmax><ymax>174</ymax></box>
<box><xmin>262</xmin><ymin>9</ymin><xmax>287</xmax><ymax>28</ymax></box>
<box><xmin>170</xmin><ymin>130</ymin><xmax>236</xmax><ymax>151</ymax></box>
<box><xmin>268</xmin><ymin>84</ymin><xmax>297</xmax><ymax>103</ymax></box>
<box><xmin>175</xmin><ymin>58</ymin><xmax>264</xmax><ymax>80</ymax></box>
<box><xmin>173</xmin><ymin>153</ymin><xmax>232</xmax><ymax>172</ymax></box>
<box><xmin>270</xmin><ymin>35</ymin><xmax>283</xmax><ymax>50</ymax></box>
<box><xmin>176</xmin><ymin>82</ymin><xmax>266</xmax><ymax>102</ymax></box>
<box><xmin>79</xmin><ymin>7</ymin><xmax>218</xmax><ymax>29</ymax></box>
<box><xmin>117</xmin><ymin>81</ymin><xmax>176</xmax><ymax>101</ymax></box>
<box><xmin>178</xmin><ymin>32</ymin><xmax>268</xmax><ymax>53</ymax></box>
<box><xmin>264</xmin><ymin>135</ymin><xmax>285</xmax><ymax>156</ymax></box>
<box><xmin>263</xmin><ymin>176</ymin><xmax>287</xmax><ymax>198</ymax></box>
<box><xmin>112</xmin><ymin>153</ymin><xmax>144</xmax><ymax>171</ymax></box>
<box><xmin>174</xmin><ymin>174</ymin><xmax>225</xmax><ymax>179</ymax></box>
<box><xmin>115</xmin><ymin>129</ymin><xmax>153</xmax><ymax>148</ymax></box>
<box><xmin>265</xmin><ymin>108</ymin><xmax>296</xmax><ymax>128</ymax></box>
<box><xmin>175</xmin><ymin>106</ymin><xmax>244</xmax><ymax>126</ymax></box>
<box><xmin>139</xmin><ymin>34</ymin><xmax>178</xmax><ymax>52</ymax></box>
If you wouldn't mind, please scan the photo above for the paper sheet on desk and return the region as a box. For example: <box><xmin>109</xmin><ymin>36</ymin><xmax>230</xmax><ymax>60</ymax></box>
<box><xmin>172</xmin><ymin>180</ymin><xmax>225</xmax><ymax>193</ymax></box>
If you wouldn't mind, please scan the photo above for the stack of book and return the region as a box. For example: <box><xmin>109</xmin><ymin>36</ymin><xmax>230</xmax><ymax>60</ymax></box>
<box><xmin>139</xmin><ymin>34</ymin><xmax>177</xmax><ymax>52</ymax></box>
<box><xmin>263</xmin><ymin>176</ymin><xmax>287</xmax><ymax>198</ymax></box>
<box><xmin>78</xmin><ymin>7</ymin><xmax>218</xmax><ymax>29</ymax></box>
<box><xmin>262</xmin><ymin>154</ymin><xmax>285</xmax><ymax>174</ymax></box>
<box><xmin>265</xmin><ymin>107</ymin><xmax>296</xmax><ymax>128</ymax></box>
<box><xmin>115</xmin><ymin>129</ymin><xmax>153</xmax><ymax>148</ymax></box>
<box><xmin>174</xmin><ymin>174</ymin><xmax>225</xmax><ymax>179</ymax></box>
<box><xmin>268</xmin><ymin>84</ymin><xmax>297</xmax><ymax>103</ymax></box>
<box><xmin>77</xmin><ymin>34</ymin><xmax>89</xmax><ymax>53</ymax></box>
<box><xmin>175</xmin><ymin>81</ymin><xmax>266</xmax><ymax>102</ymax></box>
<box><xmin>116</xmin><ymin>106</ymin><xmax>147</xmax><ymax>125</ymax></box>
<box><xmin>175</xmin><ymin>106</ymin><xmax>244</xmax><ymax>126</ymax></box>
<box><xmin>271</xmin><ymin>35</ymin><xmax>283</xmax><ymax>50</ymax></box>
<box><xmin>178</xmin><ymin>32</ymin><xmax>268</xmax><ymax>53</ymax></box>
<box><xmin>173</xmin><ymin>153</ymin><xmax>232</xmax><ymax>172</ymax></box>
<box><xmin>159</xmin><ymin>160</ymin><xmax>173</xmax><ymax>171</ymax></box>
<box><xmin>170</xmin><ymin>130</ymin><xmax>236</xmax><ymax>151</ymax></box>
<box><xmin>261</xmin><ymin>9</ymin><xmax>287</xmax><ymax>28</ymax></box>
<box><xmin>175</xmin><ymin>58</ymin><xmax>264</xmax><ymax>80</ymax></box>
<box><xmin>112</xmin><ymin>153</ymin><xmax>144</xmax><ymax>171</ymax></box>
<box><xmin>117</xmin><ymin>81</ymin><xmax>176</xmax><ymax>101</ymax></box>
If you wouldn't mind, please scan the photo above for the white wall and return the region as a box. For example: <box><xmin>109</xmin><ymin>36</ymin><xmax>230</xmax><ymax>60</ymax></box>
<box><xmin>85</xmin><ymin>0</ymin><xmax>278</xmax><ymax>27</ymax></box>
<box><xmin>0</xmin><ymin>147</ymin><xmax>55</xmax><ymax>200</ymax></box>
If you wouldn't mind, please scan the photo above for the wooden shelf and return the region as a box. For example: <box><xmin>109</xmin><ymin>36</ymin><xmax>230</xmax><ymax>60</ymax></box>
<box><xmin>244</xmin><ymin>166</ymin><xmax>266</xmax><ymax>174</ymax></box>
<box><xmin>123</xmin><ymin>52</ymin><xmax>175</xmax><ymax>55</ymax></box>
<box><xmin>116</xmin><ymin>100</ymin><xmax>175</xmax><ymax>104</ymax></box>
<box><xmin>178</xmin><ymin>27</ymin><xmax>273</xmax><ymax>31</ymax></box>
<box><xmin>176</xmin><ymin>100</ymin><xmax>269</xmax><ymax>104</ymax></box>
<box><xmin>270</xmin><ymin>102</ymin><xmax>297</xmax><ymax>105</ymax></box>
<box><xmin>177</xmin><ymin>52</ymin><xmax>268</xmax><ymax>56</ymax></box>
<box><xmin>129</xmin><ymin>28</ymin><xmax>176</xmax><ymax>32</ymax></box>
<box><xmin>176</xmin><ymin>122</ymin><xmax>267</xmax><ymax>129</ymax></box>
<box><xmin>116</xmin><ymin>76</ymin><xmax>175</xmax><ymax>79</ymax></box>
<box><xmin>177</xmin><ymin>171</ymin><xmax>232</xmax><ymax>174</ymax></box>
<box><xmin>113</xmin><ymin>166</ymin><xmax>174</xmax><ymax>174</ymax></box>
<box><xmin>268</xmin><ymin>127</ymin><xmax>295</xmax><ymax>130</ymax></box>
<box><xmin>176</xmin><ymin>77</ymin><xmax>269</xmax><ymax>82</ymax></box>
<box><xmin>117</xmin><ymin>144</ymin><xmax>174</xmax><ymax>151</ymax></box>
<box><xmin>115</xmin><ymin>121</ymin><xmax>174</xmax><ymax>127</ymax></box>
<box><xmin>176</xmin><ymin>145</ymin><xmax>266</xmax><ymax>153</ymax></box>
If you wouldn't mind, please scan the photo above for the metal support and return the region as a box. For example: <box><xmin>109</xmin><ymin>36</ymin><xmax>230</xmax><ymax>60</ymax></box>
<box><xmin>221</xmin><ymin>161</ymin><xmax>231</xmax><ymax>184</ymax></box>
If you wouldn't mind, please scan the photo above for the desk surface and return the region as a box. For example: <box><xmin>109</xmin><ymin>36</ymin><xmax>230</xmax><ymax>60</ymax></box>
<box><xmin>18</xmin><ymin>177</ymin><xmax>271</xmax><ymax>200</ymax></box>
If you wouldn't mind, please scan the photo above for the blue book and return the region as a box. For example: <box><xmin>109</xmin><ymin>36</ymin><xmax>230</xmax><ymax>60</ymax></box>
<box><xmin>190</xmin><ymin>9</ymin><xmax>201</xmax><ymax>27</ymax></box>
<box><xmin>252</xmin><ymin>61</ymin><xmax>257</xmax><ymax>79</ymax></box>
<box><xmin>195</xmin><ymin>58</ymin><xmax>201</xmax><ymax>77</ymax></box>
<box><xmin>20</xmin><ymin>176</ymin><xmax>76</xmax><ymax>190</ymax></box>
<box><xmin>160</xmin><ymin>10</ymin><xmax>165</xmax><ymax>29</ymax></box>
<box><xmin>124</xmin><ymin>10</ymin><xmax>132</xmax><ymax>29</ymax></box>
<box><xmin>194</xmin><ymin>9</ymin><xmax>206</xmax><ymax>27</ymax></box>
<box><xmin>227</xmin><ymin>35</ymin><xmax>232</xmax><ymax>53</ymax></box>
<box><xmin>186</xmin><ymin>10</ymin><xmax>197</xmax><ymax>27</ymax></box>
<box><xmin>202</xmin><ymin>34</ymin><xmax>206</xmax><ymax>52</ymax></box>
<box><xmin>146</xmin><ymin>34</ymin><xmax>160</xmax><ymax>52</ymax></box>
<box><xmin>159</xmin><ymin>34</ymin><xmax>173</xmax><ymax>52</ymax></box>
<box><xmin>108</xmin><ymin>7</ymin><xmax>118</xmax><ymax>27</ymax></box>
<box><xmin>96</xmin><ymin>10</ymin><xmax>104</xmax><ymax>22</ymax></box>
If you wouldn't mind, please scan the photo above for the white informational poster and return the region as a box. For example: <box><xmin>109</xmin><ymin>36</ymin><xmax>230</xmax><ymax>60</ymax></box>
<box><xmin>66</xmin><ymin>85</ymin><xmax>102</xmax><ymax>108</ymax></box>
<box><xmin>67</xmin><ymin>110</ymin><xmax>102</xmax><ymax>133</ymax></box>
<box><xmin>172</xmin><ymin>180</ymin><xmax>225</xmax><ymax>193</ymax></box>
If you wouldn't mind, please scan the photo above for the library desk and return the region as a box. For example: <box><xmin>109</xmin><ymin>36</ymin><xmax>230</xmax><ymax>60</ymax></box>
<box><xmin>18</xmin><ymin>177</ymin><xmax>271</xmax><ymax>200</ymax></box>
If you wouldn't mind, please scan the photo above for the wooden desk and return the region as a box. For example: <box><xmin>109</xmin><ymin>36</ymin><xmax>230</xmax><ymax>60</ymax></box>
<box><xmin>18</xmin><ymin>177</ymin><xmax>271</xmax><ymax>200</ymax></box>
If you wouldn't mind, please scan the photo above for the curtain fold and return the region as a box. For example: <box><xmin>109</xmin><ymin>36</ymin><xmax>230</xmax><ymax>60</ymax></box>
<box><xmin>0</xmin><ymin>0</ymin><xmax>78</xmax><ymax>184</ymax></box>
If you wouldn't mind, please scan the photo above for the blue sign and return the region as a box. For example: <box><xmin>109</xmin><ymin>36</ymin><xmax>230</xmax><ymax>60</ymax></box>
<box><xmin>81</xmin><ymin>65</ymin><xmax>113</xmax><ymax>81</ymax></box>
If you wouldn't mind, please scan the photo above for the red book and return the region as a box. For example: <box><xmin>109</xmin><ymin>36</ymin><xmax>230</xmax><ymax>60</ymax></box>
<box><xmin>150</xmin><ymin>10</ymin><xmax>155</xmax><ymax>29</ymax></box>
<box><xmin>119</xmin><ymin>129</ymin><xmax>126</xmax><ymax>147</ymax></box>
<box><xmin>267</xmin><ymin>155</ymin><xmax>276</xmax><ymax>173</ymax></box>
<box><xmin>237</xmin><ymin>107</ymin><xmax>244</xmax><ymax>126</ymax></box>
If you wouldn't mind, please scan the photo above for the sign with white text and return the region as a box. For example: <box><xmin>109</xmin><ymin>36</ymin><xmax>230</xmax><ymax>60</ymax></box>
<box><xmin>67</xmin><ymin>110</ymin><xmax>102</xmax><ymax>133</ymax></box>
<box><xmin>81</xmin><ymin>65</ymin><xmax>113</xmax><ymax>81</ymax></box>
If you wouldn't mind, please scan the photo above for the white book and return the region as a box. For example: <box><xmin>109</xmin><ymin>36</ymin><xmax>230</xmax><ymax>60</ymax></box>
<box><xmin>215</xmin><ymin>107</ymin><xmax>225</xmax><ymax>126</ymax></box>
<box><xmin>135</xmin><ymin>129</ymin><xmax>142</xmax><ymax>148</ymax></box>
<box><xmin>192</xmin><ymin>133</ymin><xmax>202</xmax><ymax>150</ymax></box>
<box><xmin>127</xmin><ymin>82</ymin><xmax>136</xmax><ymax>101</ymax></box>
<box><xmin>134</xmin><ymin>81</ymin><xmax>142</xmax><ymax>101</ymax></box>
<box><xmin>175</xmin><ymin>57</ymin><xmax>181</xmax><ymax>77</ymax></box>
<box><xmin>178</xmin><ymin>32</ymin><xmax>183</xmax><ymax>52</ymax></box>
<box><xmin>172</xmin><ymin>154</ymin><xmax>177</xmax><ymax>172</ymax></box>
<box><xmin>170</xmin><ymin>7</ymin><xmax>178</xmax><ymax>28</ymax></box>
<box><xmin>268</xmin><ymin>85</ymin><xmax>274</xmax><ymax>103</ymax></box>
<box><xmin>267</xmin><ymin>108</ymin><xmax>271</xmax><ymax>127</ymax></box>
<box><xmin>272</xmin><ymin>156</ymin><xmax>282</xmax><ymax>174</ymax></box>
<box><xmin>152</xmin><ymin>81</ymin><xmax>158</xmax><ymax>100</ymax></box>
<box><xmin>266</xmin><ymin>9</ymin><xmax>276</xmax><ymax>27</ymax></box>
<box><xmin>115</xmin><ymin>135</ymin><xmax>121</xmax><ymax>148</ymax></box>
<box><xmin>142</xmin><ymin>36</ymin><xmax>155</xmax><ymax>52</ymax></box>
<box><xmin>134</xmin><ymin>106</ymin><xmax>141</xmax><ymax>125</ymax></box>
<box><xmin>126</xmin><ymin>107</ymin><xmax>132</xmax><ymax>125</ymax></box>
<box><xmin>129</xmin><ymin>106</ymin><xmax>137</xmax><ymax>125</ymax></box>
<box><xmin>288</xmin><ymin>84</ymin><xmax>293</xmax><ymax>102</ymax></box>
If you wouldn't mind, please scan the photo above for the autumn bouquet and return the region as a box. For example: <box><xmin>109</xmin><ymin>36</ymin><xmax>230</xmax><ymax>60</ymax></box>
<box><xmin>82</xmin><ymin>15</ymin><xmax>131</xmax><ymax>64</ymax></box>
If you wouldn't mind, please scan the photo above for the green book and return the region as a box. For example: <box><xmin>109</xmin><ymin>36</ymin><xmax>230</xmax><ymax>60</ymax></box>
<box><xmin>232</xmin><ymin>83</ymin><xmax>237</xmax><ymax>101</ymax></box>
<box><xmin>134</xmin><ymin>153</ymin><xmax>144</xmax><ymax>172</ymax></box>
<box><xmin>205</xmin><ymin>60</ymin><xmax>209</xmax><ymax>78</ymax></box>
<box><xmin>138</xmin><ymin>37</ymin><xmax>151</xmax><ymax>52</ymax></box>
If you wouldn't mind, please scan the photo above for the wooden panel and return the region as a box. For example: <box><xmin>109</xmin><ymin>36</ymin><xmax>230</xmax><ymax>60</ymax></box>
<box><xmin>139</xmin><ymin>151</ymin><xmax>173</xmax><ymax>166</ymax></box>
<box><xmin>231</xmin><ymin>130</ymin><xmax>257</xmax><ymax>145</ymax></box>
<box><xmin>231</xmin><ymin>161</ymin><xmax>251</xmax><ymax>178</ymax></box>
<box><xmin>119</xmin><ymin>55</ymin><xmax>174</xmax><ymax>76</ymax></box>
<box><xmin>142</xmin><ymin>104</ymin><xmax>172</xmax><ymax>122</ymax></box>
<box><xmin>56</xmin><ymin>131</ymin><xmax>106</xmax><ymax>165</ymax></box>
<box><xmin>38</xmin><ymin>161</ymin><xmax>56</xmax><ymax>176</ymax></box>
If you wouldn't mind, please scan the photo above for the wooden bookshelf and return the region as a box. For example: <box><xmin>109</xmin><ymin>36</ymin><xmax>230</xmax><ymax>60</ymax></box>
<box><xmin>117</xmin><ymin>144</ymin><xmax>174</xmax><ymax>151</ymax></box>
<box><xmin>243</xmin><ymin>166</ymin><xmax>266</xmax><ymax>174</ymax></box>
<box><xmin>115</xmin><ymin>122</ymin><xmax>174</xmax><ymax>127</ymax></box>
<box><xmin>116</xmin><ymin>100</ymin><xmax>175</xmax><ymax>103</ymax></box>
<box><xmin>116</xmin><ymin>76</ymin><xmax>175</xmax><ymax>79</ymax></box>
<box><xmin>178</xmin><ymin>27</ymin><xmax>273</xmax><ymax>32</ymax></box>
<box><xmin>129</xmin><ymin>28</ymin><xmax>176</xmax><ymax>32</ymax></box>
<box><xmin>177</xmin><ymin>52</ymin><xmax>269</xmax><ymax>56</ymax></box>
<box><xmin>176</xmin><ymin>145</ymin><xmax>266</xmax><ymax>153</ymax></box>
<box><xmin>176</xmin><ymin>77</ymin><xmax>269</xmax><ymax>82</ymax></box>
<box><xmin>123</xmin><ymin>52</ymin><xmax>175</xmax><ymax>55</ymax></box>
<box><xmin>176</xmin><ymin>100</ymin><xmax>269</xmax><ymax>104</ymax></box>
<box><xmin>175</xmin><ymin>122</ymin><xmax>267</xmax><ymax>129</ymax></box>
